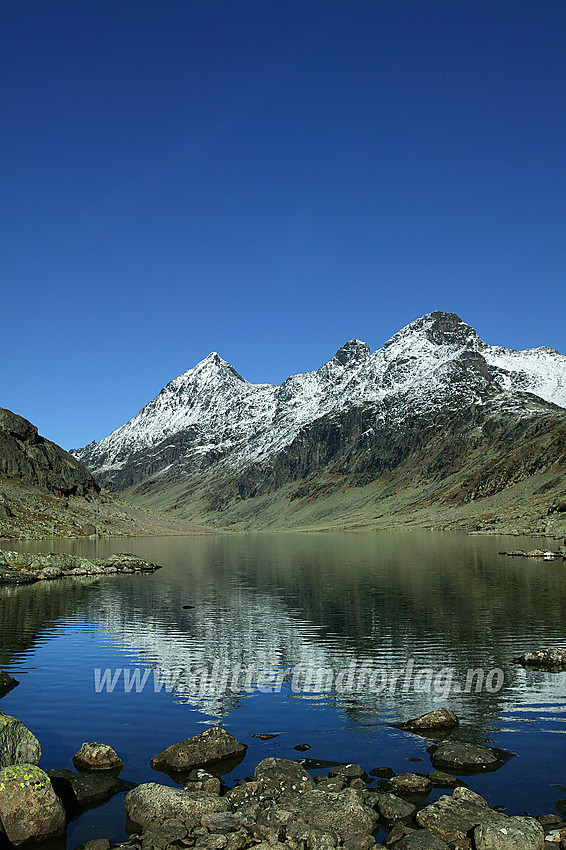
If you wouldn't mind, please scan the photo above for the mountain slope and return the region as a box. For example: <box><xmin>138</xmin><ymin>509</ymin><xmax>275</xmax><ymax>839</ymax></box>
<box><xmin>72</xmin><ymin>312</ymin><xmax>566</xmax><ymax>535</ymax></box>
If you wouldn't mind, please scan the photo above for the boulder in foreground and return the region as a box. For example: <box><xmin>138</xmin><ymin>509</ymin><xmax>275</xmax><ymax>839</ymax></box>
<box><xmin>0</xmin><ymin>764</ymin><xmax>66</xmax><ymax>845</ymax></box>
<box><xmin>150</xmin><ymin>727</ymin><xmax>247</xmax><ymax>774</ymax></box>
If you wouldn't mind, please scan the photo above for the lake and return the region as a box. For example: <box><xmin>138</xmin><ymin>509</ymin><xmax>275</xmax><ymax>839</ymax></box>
<box><xmin>1</xmin><ymin>531</ymin><xmax>565</xmax><ymax>845</ymax></box>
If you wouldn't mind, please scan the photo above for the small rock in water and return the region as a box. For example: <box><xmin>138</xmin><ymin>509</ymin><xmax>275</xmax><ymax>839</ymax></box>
<box><xmin>252</xmin><ymin>733</ymin><xmax>279</xmax><ymax>740</ymax></box>
<box><xmin>293</xmin><ymin>743</ymin><xmax>311</xmax><ymax>751</ymax></box>
<box><xmin>73</xmin><ymin>742</ymin><xmax>123</xmax><ymax>772</ymax></box>
<box><xmin>513</xmin><ymin>647</ymin><xmax>566</xmax><ymax>671</ymax></box>
<box><xmin>393</xmin><ymin>708</ymin><xmax>459</xmax><ymax>734</ymax></box>
<box><xmin>182</xmin><ymin>604</ymin><xmax>195</xmax><ymax>609</ymax></box>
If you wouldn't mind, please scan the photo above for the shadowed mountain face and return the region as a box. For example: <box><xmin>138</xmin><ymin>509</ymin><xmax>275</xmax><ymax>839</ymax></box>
<box><xmin>71</xmin><ymin>312</ymin><xmax>566</xmax><ymax>532</ymax></box>
<box><xmin>0</xmin><ymin>408</ymin><xmax>99</xmax><ymax>497</ymax></box>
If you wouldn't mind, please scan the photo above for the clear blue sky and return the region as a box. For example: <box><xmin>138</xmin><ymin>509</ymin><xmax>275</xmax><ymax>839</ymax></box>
<box><xmin>2</xmin><ymin>1</ymin><xmax>565</xmax><ymax>449</ymax></box>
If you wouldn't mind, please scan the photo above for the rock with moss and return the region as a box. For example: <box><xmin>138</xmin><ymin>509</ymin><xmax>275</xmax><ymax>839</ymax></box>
<box><xmin>0</xmin><ymin>763</ymin><xmax>66</xmax><ymax>845</ymax></box>
<box><xmin>150</xmin><ymin>727</ymin><xmax>247</xmax><ymax>775</ymax></box>
<box><xmin>0</xmin><ymin>711</ymin><xmax>41</xmax><ymax>768</ymax></box>
<box><xmin>0</xmin><ymin>550</ymin><xmax>162</xmax><ymax>584</ymax></box>
<box><xmin>473</xmin><ymin>816</ymin><xmax>544</xmax><ymax>849</ymax></box>
<box><xmin>125</xmin><ymin>783</ymin><xmax>230</xmax><ymax>831</ymax></box>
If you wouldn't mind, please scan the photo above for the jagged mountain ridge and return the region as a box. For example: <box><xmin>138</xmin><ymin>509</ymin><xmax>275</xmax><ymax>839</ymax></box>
<box><xmin>73</xmin><ymin>311</ymin><xmax>566</xmax><ymax>491</ymax></box>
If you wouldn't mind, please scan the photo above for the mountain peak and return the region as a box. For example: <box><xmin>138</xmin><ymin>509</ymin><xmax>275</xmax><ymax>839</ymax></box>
<box><xmin>385</xmin><ymin>311</ymin><xmax>481</xmax><ymax>350</ymax></box>
<box><xmin>331</xmin><ymin>339</ymin><xmax>371</xmax><ymax>367</ymax></box>
<box><xmin>193</xmin><ymin>352</ymin><xmax>245</xmax><ymax>382</ymax></box>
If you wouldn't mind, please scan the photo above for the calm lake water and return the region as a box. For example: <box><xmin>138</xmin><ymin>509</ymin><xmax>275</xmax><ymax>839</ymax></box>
<box><xmin>1</xmin><ymin>531</ymin><xmax>565</xmax><ymax>845</ymax></box>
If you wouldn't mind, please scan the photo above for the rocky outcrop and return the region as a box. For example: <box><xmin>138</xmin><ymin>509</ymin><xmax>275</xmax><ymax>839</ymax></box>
<box><xmin>0</xmin><ymin>550</ymin><xmax>162</xmax><ymax>585</ymax></box>
<box><xmin>0</xmin><ymin>407</ymin><xmax>99</xmax><ymax>497</ymax></box>
<box><xmin>125</xmin><ymin>784</ymin><xmax>231</xmax><ymax>832</ymax></box>
<box><xmin>473</xmin><ymin>816</ymin><xmax>544</xmax><ymax>849</ymax></box>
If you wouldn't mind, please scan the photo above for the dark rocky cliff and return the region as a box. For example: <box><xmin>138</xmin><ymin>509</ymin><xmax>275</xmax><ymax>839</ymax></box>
<box><xmin>0</xmin><ymin>407</ymin><xmax>99</xmax><ymax>497</ymax></box>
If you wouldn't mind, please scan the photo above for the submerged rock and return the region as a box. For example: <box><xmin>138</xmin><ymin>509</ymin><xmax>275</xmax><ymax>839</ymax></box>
<box><xmin>46</xmin><ymin>768</ymin><xmax>134</xmax><ymax>815</ymax></box>
<box><xmin>513</xmin><ymin>647</ymin><xmax>566</xmax><ymax>671</ymax></box>
<box><xmin>0</xmin><ymin>763</ymin><xmax>66</xmax><ymax>845</ymax></box>
<box><xmin>150</xmin><ymin>727</ymin><xmax>247</xmax><ymax>775</ymax></box>
<box><xmin>428</xmin><ymin>741</ymin><xmax>513</xmax><ymax>773</ymax></box>
<box><xmin>72</xmin><ymin>742</ymin><xmax>123</xmax><ymax>772</ymax></box>
<box><xmin>0</xmin><ymin>711</ymin><xmax>41</xmax><ymax>768</ymax></box>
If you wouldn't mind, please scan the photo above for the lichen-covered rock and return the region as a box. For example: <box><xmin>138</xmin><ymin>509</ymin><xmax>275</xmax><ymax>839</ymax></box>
<box><xmin>428</xmin><ymin>741</ymin><xmax>512</xmax><ymax>773</ymax></box>
<box><xmin>0</xmin><ymin>711</ymin><xmax>41</xmax><ymax>768</ymax></box>
<box><xmin>396</xmin><ymin>829</ymin><xmax>452</xmax><ymax>849</ymax></box>
<box><xmin>0</xmin><ymin>763</ymin><xmax>66</xmax><ymax>845</ymax></box>
<box><xmin>254</xmin><ymin>757</ymin><xmax>315</xmax><ymax>795</ymax></box>
<box><xmin>125</xmin><ymin>783</ymin><xmax>230</xmax><ymax>831</ymax></box>
<box><xmin>150</xmin><ymin>727</ymin><xmax>246</xmax><ymax>775</ymax></box>
<box><xmin>393</xmin><ymin>708</ymin><xmax>459</xmax><ymax>734</ymax></box>
<box><xmin>72</xmin><ymin>742</ymin><xmax>123</xmax><ymax>771</ymax></box>
<box><xmin>0</xmin><ymin>550</ymin><xmax>162</xmax><ymax>584</ymax></box>
<box><xmin>473</xmin><ymin>816</ymin><xmax>544</xmax><ymax>849</ymax></box>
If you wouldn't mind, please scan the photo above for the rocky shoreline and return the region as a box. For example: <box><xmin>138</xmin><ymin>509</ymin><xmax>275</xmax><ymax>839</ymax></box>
<box><xmin>0</xmin><ymin>551</ymin><xmax>162</xmax><ymax>585</ymax></box>
<box><xmin>0</xmin><ymin>713</ymin><xmax>564</xmax><ymax>850</ymax></box>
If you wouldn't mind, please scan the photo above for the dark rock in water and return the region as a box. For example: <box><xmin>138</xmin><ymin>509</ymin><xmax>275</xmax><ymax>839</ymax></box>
<box><xmin>427</xmin><ymin>769</ymin><xmax>466</xmax><ymax>788</ymax></box>
<box><xmin>72</xmin><ymin>742</ymin><xmax>123</xmax><ymax>772</ymax></box>
<box><xmin>293</xmin><ymin>742</ymin><xmax>311</xmax><ymax>751</ymax></box>
<box><xmin>0</xmin><ymin>566</ymin><xmax>39</xmax><ymax>585</ymax></box>
<box><xmin>0</xmin><ymin>406</ymin><xmax>99</xmax><ymax>497</ymax></box>
<box><xmin>473</xmin><ymin>816</ymin><xmax>544</xmax><ymax>849</ymax></box>
<box><xmin>252</xmin><ymin>732</ymin><xmax>279</xmax><ymax>740</ymax></box>
<box><xmin>150</xmin><ymin>727</ymin><xmax>247</xmax><ymax>775</ymax></box>
<box><xmin>513</xmin><ymin>647</ymin><xmax>566</xmax><ymax>671</ymax></box>
<box><xmin>0</xmin><ymin>670</ymin><xmax>19</xmax><ymax>698</ymax></box>
<box><xmin>125</xmin><ymin>782</ymin><xmax>230</xmax><ymax>832</ymax></box>
<box><xmin>393</xmin><ymin>708</ymin><xmax>459</xmax><ymax>735</ymax></box>
<box><xmin>0</xmin><ymin>764</ymin><xmax>66</xmax><ymax>845</ymax></box>
<box><xmin>0</xmin><ymin>710</ymin><xmax>41</xmax><ymax>767</ymax></box>
<box><xmin>46</xmin><ymin>768</ymin><xmax>135</xmax><ymax>816</ymax></box>
<box><xmin>428</xmin><ymin>741</ymin><xmax>514</xmax><ymax>773</ymax></box>
<box><xmin>295</xmin><ymin>757</ymin><xmax>344</xmax><ymax>770</ymax></box>
<box><xmin>370</xmin><ymin>766</ymin><xmax>396</xmax><ymax>778</ymax></box>
<box><xmin>254</xmin><ymin>757</ymin><xmax>315</xmax><ymax>794</ymax></box>
<box><xmin>182</xmin><ymin>604</ymin><xmax>195</xmax><ymax>609</ymax></box>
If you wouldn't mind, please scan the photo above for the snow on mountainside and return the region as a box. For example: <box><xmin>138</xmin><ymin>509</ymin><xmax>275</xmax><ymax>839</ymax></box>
<box><xmin>73</xmin><ymin>312</ymin><xmax>566</xmax><ymax>485</ymax></box>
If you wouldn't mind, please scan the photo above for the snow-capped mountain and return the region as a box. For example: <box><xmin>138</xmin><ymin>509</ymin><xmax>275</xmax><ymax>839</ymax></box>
<box><xmin>73</xmin><ymin>312</ymin><xmax>566</xmax><ymax>532</ymax></box>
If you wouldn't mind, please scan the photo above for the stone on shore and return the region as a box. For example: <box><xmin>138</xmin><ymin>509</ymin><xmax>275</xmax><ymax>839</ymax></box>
<box><xmin>254</xmin><ymin>757</ymin><xmax>315</xmax><ymax>794</ymax></box>
<box><xmin>415</xmin><ymin>787</ymin><xmax>507</xmax><ymax>843</ymax></box>
<box><xmin>473</xmin><ymin>816</ymin><xmax>544</xmax><ymax>849</ymax></box>
<box><xmin>0</xmin><ymin>711</ymin><xmax>41</xmax><ymax>768</ymax></box>
<box><xmin>428</xmin><ymin>740</ymin><xmax>512</xmax><ymax>773</ymax></box>
<box><xmin>150</xmin><ymin>727</ymin><xmax>247</xmax><ymax>775</ymax></box>
<box><xmin>513</xmin><ymin>648</ymin><xmax>566</xmax><ymax>671</ymax></box>
<box><xmin>283</xmin><ymin>787</ymin><xmax>378</xmax><ymax>840</ymax></box>
<box><xmin>125</xmin><ymin>783</ymin><xmax>230</xmax><ymax>832</ymax></box>
<box><xmin>393</xmin><ymin>708</ymin><xmax>459</xmax><ymax>734</ymax></box>
<box><xmin>0</xmin><ymin>670</ymin><xmax>18</xmax><ymax>699</ymax></box>
<box><xmin>376</xmin><ymin>792</ymin><xmax>417</xmax><ymax>822</ymax></box>
<box><xmin>0</xmin><ymin>763</ymin><xmax>66</xmax><ymax>845</ymax></box>
<box><xmin>396</xmin><ymin>829</ymin><xmax>451</xmax><ymax>849</ymax></box>
<box><xmin>72</xmin><ymin>742</ymin><xmax>123</xmax><ymax>772</ymax></box>
<box><xmin>388</xmin><ymin>772</ymin><xmax>433</xmax><ymax>797</ymax></box>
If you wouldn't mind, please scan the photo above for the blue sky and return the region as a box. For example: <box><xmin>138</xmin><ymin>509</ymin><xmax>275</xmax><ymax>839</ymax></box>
<box><xmin>2</xmin><ymin>1</ymin><xmax>565</xmax><ymax>449</ymax></box>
